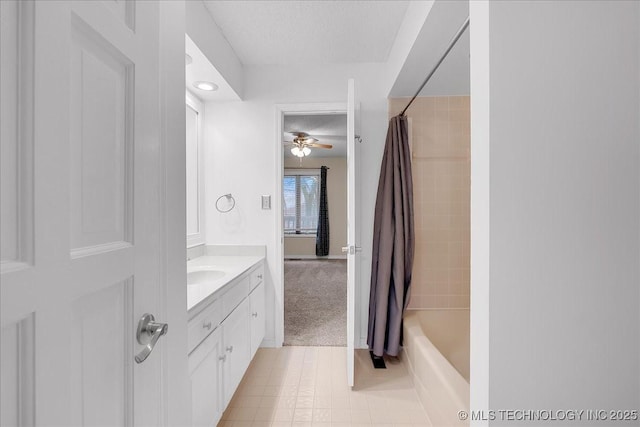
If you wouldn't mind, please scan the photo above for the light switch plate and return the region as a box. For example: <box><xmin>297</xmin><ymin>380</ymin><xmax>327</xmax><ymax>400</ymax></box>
<box><xmin>261</xmin><ymin>195</ymin><xmax>271</xmax><ymax>210</ymax></box>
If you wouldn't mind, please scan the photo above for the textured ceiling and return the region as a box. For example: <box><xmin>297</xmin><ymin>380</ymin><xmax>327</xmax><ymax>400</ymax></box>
<box><xmin>283</xmin><ymin>114</ymin><xmax>347</xmax><ymax>158</ymax></box>
<box><xmin>203</xmin><ymin>1</ymin><xmax>409</xmax><ymax>65</ymax></box>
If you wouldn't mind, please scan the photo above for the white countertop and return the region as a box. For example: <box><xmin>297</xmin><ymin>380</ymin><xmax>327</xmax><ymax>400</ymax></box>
<box><xmin>187</xmin><ymin>255</ymin><xmax>264</xmax><ymax>312</ymax></box>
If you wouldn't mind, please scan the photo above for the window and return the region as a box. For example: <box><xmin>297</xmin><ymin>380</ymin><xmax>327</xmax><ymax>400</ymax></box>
<box><xmin>284</xmin><ymin>169</ymin><xmax>320</xmax><ymax>235</ymax></box>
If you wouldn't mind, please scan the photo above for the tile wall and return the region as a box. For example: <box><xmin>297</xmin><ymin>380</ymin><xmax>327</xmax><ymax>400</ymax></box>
<box><xmin>388</xmin><ymin>96</ymin><xmax>470</xmax><ymax>309</ymax></box>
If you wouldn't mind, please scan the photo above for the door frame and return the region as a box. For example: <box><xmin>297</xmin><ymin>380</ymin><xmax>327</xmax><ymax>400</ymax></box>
<box><xmin>273</xmin><ymin>102</ymin><xmax>347</xmax><ymax>347</ymax></box>
<box><xmin>159</xmin><ymin>1</ymin><xmax>191</xmax><ymax>425</ymax></box>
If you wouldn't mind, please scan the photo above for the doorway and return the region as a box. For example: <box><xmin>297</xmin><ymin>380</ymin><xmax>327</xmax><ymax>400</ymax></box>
<box><xmin>274</xmin><ymin>83</ymin><xmax>357</xmax><ymax>387</ymax></box>
<box><xmin>273</xmin><ymin>102</ymin><xmax>350</xmax><ymax>347</ymax></box>
<box><xmin>281</xmin><ymin>113</ymin><xmax>348</xmax><ymax>346</ymax></box>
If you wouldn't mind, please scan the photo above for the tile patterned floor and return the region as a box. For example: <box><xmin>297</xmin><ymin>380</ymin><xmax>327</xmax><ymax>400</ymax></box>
<box><xmin>219</xmin><ymin>347</ymin><xmax>431</xmax><ymax>427</ymax></box>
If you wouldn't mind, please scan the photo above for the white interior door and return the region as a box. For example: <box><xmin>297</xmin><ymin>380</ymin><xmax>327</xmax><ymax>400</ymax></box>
<box><xmin>346</xmin><ymin>79</ymin><xmax>358</xmax><ymax>387</ymax></box>
<box><xmin>0</xmin><ymin>1</ymin><xmax>185</xmax><ymax>425</ymax></box>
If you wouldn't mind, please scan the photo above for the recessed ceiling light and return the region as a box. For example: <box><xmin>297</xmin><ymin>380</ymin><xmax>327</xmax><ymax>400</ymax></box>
<box><xmin>185</xmin><ymin>54</ymin><xmax>193</xmax><ymax>65</ymax></box>
<box><xmin>193</xmin><ymin>81</ymin><xmax>218</xmax><ymax>91</ymax></box>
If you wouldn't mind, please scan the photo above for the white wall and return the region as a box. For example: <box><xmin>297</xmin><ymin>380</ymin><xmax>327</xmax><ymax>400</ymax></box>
<box><xmin>471</xmin><ymin>1</ymin><xmax>640</xmax><ymax>422</ymax></box>
<box><xmin>204</xmin><ymin>63</ymin><xmax>389</xmax><ymax>347</ymax></box>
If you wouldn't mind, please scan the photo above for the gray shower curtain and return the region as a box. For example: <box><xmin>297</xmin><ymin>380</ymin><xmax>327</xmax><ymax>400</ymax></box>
<box><xmin>316</xmin><ymin>166</ymin><xmax>329</xmax><ymax>256</ymax></box>
<box><xmin>367</xmin><ymin>115</ymin><xmax>414</xmax><ymax>357</ymax></box>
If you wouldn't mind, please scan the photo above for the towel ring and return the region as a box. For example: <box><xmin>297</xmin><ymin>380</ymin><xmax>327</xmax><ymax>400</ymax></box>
<box><xmin>215</xmin><ymin>193</ymin><xmax>235</xmax><ymax>213</ymax></box>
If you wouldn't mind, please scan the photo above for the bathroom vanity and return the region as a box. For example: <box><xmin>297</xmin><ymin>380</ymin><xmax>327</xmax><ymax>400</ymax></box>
<box><xmin>186</xmin><ymin>252</ymin><xmax>265</xmax><ymax>427</ymax></box>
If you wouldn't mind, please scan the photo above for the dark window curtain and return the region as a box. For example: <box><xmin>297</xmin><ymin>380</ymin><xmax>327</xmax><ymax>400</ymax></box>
<box><xmin>315</xmin><ymin>166</ymin><xmax>330</xmax><ymax>256</ymax></box>
<box><xmin>367</xmin><ymin>115</ymin><xmax>414</xmax><ymax>357</ymax></box>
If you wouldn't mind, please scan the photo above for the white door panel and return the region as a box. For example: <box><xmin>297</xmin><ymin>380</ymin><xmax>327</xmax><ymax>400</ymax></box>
<box><xmin>0</xmin><ymin>1</ymin><xmax>186</xmax><ymax>425</ymax></box>
<box><xmin>346</xmin><ymin>79</ymin><xmax>357</xmax><ymax>387</ymax></box>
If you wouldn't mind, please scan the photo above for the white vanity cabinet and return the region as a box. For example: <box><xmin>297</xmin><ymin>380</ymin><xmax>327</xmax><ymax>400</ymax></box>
<box><xmin>249</xmin><ymin>282</ymin><xmax>265</xmax><ymax>358</ymax></box>
<box><xmin>189</xmin><ymin>328</ymin><xmax>223</xmax><ymax>427</ymax></box>
<box><xmin>249</xmin><ymin>262</ymin><xmax>265</xmax><ymax>358</ymax></box>
<box><xmin>188</xmin><ymin>259</ymin><xmax>265</xmax><ymax>427</ymax></box>
<box><xmin>221</xmin><ymin>299</ymin><xmax>250</xmax><ymax>406</ymax></box>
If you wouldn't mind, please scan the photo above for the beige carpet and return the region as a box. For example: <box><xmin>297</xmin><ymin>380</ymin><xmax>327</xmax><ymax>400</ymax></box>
<box><xmin>284</xmin><ymin>259</ymin><xmax>347</xmax><ymax>346</ymax></box>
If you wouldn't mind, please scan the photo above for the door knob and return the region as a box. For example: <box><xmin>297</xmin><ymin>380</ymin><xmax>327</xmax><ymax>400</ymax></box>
<box><xmin>342</xmin><ymin>246</ymin><xmax>359</xmax><ymax>255</ymax></box>
<box><xmin>134</xmin><ymin>313</ymin><xmax>168</xmax><ymax>364</ymax></box>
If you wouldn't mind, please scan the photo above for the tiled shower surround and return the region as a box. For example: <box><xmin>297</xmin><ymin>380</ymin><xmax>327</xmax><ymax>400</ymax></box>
<box><xmin>388</xmin><ymin>96</ymin><xmax>470</xmax><ymax>310</ymax></box>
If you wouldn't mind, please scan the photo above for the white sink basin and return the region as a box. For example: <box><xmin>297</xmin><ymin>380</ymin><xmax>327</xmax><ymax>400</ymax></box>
<box><xmin>187</xmin><ymin>269</ymin><xmax>226</xmax><ymax>285</ymax></box>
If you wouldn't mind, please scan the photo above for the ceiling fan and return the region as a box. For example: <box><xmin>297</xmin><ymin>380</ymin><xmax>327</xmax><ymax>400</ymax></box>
<box><xmin>285</xmin><ymin>132</ymin><xmax>333</xmax><ymax>157</ymax></box>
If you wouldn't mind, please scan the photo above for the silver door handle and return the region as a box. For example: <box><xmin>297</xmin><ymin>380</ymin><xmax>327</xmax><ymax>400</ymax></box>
<box><xmin>203</xmin><ymin>321</ymin><xmax>212</xmax><ymax>330</ymax></box>
<box><xmin>257</xmin><ymin>274</ymin><xmax>263</xmax><ymax>279</ymax></box>
<box><xmin>342</xmin><ymin>245</ymin><xmax>361</xmax><ymax>255</ymax></box>
<box><xmin>252</xmin><ymin>312</ymin><xmax>258</xmax><ymax>317</ymax></box>
<box><xmin>134</xmin><ymin>313</ymin><xmax>168</xmax><ymax>364</ymax></box>
<box><xmin>219</xmin><ymin>354</ymin><xmax>226</xmax><ymax>362</ymax></box>
<box><xmin>226</xmin><ymin>345</ymin><xmax>234</xmax><ymax>353</ymax></box>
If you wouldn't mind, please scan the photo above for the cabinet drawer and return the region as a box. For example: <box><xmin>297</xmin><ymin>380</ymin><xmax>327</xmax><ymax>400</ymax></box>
<box><xmin>222</xmin><ymin>275</ymin><xmax>250</xmax><ymax>319</ymax></box>
<box><xmin>188</xmin><ymin>298</ymin><xmax>222</xmax><ymax>354</ymax></box>
<box><xmin>250</xmin><ymin>262</ymin><xmax>264</xmax><ymax>291</ymax></box>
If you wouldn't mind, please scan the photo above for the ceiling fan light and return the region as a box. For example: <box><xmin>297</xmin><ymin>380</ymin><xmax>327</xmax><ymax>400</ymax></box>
<box><xmin>302</xmin><ymin>147</ymin><xmax>311</xmax><ymax>156</ymax></box>
<box><xmin>291</xmin><ymin>146</ymin><xmax>301</xmax><ymax>156</ymax></box>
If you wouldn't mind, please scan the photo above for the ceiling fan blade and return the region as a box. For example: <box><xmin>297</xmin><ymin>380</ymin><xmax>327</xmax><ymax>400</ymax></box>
<box><xmin>308</xmin><ymin>143</ymin><xmax>333</xmax><ymax>149</ymax></box>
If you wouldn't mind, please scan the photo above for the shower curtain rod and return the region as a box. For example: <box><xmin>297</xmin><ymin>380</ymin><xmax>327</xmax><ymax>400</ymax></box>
<box><xmin>400</xmin><ymin>16</ymin><xmax>470</xmax><ymax>116</ymax></box>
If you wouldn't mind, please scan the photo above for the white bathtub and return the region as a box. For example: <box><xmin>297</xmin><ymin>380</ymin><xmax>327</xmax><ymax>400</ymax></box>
<box><xmin>403</xmin><ymin>309</ymin><xmax>470</xmax><ymax>426</ymax></box>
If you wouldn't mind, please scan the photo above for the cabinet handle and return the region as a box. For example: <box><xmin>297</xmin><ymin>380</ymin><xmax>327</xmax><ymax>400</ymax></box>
<box><xmin>202</xmin><ymin>321</ymin><xmax>212</xmax><ymax>330</ymax></box>
<box><xmin>226</xmin><ymin>345</ymin><xmax>234</xmax><ymax>353</ymax></box>
<box><xmin>257</xmin><ymin>274</ymin><xmax>263</xmax><ymax>280</ymax></box>
<box><xmin>219</xmin><ymin>354</ymin><xmax>226</xmax><ymax>362</ymax></box>
<box><xmin>252</xmin><ymin>312</ymin><xmax>258</xmax><ymax>318</ymax></box>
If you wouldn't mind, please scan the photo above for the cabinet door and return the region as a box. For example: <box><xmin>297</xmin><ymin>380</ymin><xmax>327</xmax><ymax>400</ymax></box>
<box><xmin>222</xmin><ymin>299</ymin><xmax>250</xmax><ymax>406</ymax></box>
<box><xmin>250</xmin><ymin>261</ymin><xmax>265</xmax><ymax>291</ymax></box>
<box><xmin>189</xmin><ymin>328</ymin><xmax>222</xmax><ymax>427</ymax></box>
<box><xmin>250</xmin><ymin>281</ymin><xmax>265</xmax><ymax>357</ymax></box>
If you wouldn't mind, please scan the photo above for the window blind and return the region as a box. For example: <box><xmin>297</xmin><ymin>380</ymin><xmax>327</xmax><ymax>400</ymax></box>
<box><xmin>283</xmin><ymin>169</ymin><xmax>320</xmax><ymax>234</ymax></box>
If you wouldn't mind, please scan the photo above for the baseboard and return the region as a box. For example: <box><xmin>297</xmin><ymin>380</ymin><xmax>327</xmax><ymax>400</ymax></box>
<box><xmin>284</xmin><ymin>255</ymin><xmax>347</xmax><ymax>260</ymax></box>
<box><xmin>259</xmin><ymin>338</ymin><xmax>280</xmax><ymax>348</ymax></box>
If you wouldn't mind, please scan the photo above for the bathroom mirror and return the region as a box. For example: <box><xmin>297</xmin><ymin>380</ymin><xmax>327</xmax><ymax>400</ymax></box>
<box><xmin>186</xmin><ymin>91</ymin><xmax>205</xmax><ymax>247</ymax></box>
